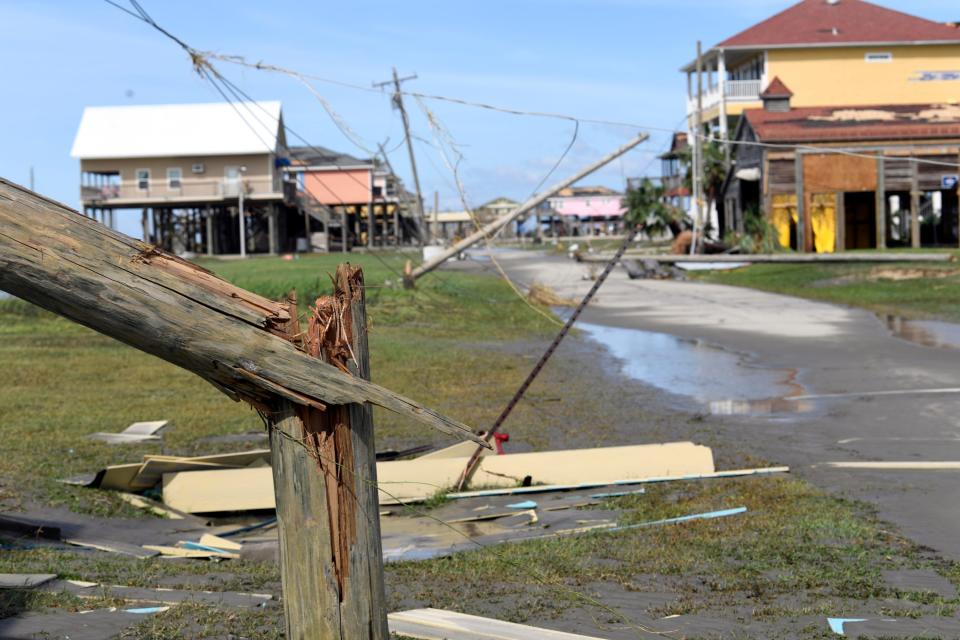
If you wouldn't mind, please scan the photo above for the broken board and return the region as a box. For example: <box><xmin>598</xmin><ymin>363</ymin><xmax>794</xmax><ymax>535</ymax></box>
<box><xmin>162</xmin><ymin>442</ymin><xmax>713</xmax><ymax>513</ymax></box>
<box><xmin>387</xmin><ymin>608</ymin><xmax>608</xmax><ymax>640</ymax></box>
<box><xmin>88</xmin><ymin>420</ymin><xmax>169</xmax><ymax>444</ymax></box>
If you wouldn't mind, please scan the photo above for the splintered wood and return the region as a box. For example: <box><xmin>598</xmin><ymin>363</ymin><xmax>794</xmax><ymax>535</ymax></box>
<box><xmin>297</xmin><ymin>270</ymin><xmax>362</xmax><ymax>599</ymax></box>
<box><xmin>268</xmin><ymin>265</ymin><xmax>388</xmax><ymax>639</ymax></box>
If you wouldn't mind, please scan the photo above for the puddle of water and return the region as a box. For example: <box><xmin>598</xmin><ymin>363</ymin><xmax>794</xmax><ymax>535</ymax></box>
<box><xmin>883</xmin><ymin>315</ymin><xmax>960</xmax><ymax>350</ymax></box>
<box><xmin>577</xmin><ymin>321</ymin><xmax>809</xmax><ymax>416</ymax></box>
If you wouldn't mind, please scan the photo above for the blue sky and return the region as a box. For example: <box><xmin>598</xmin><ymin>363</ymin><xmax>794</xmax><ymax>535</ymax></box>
<box><xmin>0</xmin><ymin>0</ymin><xmax>955</xmax><ymax>238</ymax></box>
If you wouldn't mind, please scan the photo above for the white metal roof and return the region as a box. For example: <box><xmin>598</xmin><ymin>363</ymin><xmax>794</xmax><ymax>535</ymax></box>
<box><xmin>71</xmin><ymin>101</ymin><xmax>282</xmax><ymax>159</ymax></box>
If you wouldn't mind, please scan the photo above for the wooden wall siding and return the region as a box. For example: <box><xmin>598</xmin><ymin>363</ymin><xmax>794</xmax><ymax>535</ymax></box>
<box><xmin>767</xmin><ymin>159</ymin><xmax>797</xmax><ymax>194</ymax></box>
<box><xmin>803</xmin><ymin>154</ymin><xmax>877</xmax><ymax>193</ymax></box>
<box><xmin>883</xmin><ymin>158</ymin><xmax>915</xmax><ymax>192</ymax></box>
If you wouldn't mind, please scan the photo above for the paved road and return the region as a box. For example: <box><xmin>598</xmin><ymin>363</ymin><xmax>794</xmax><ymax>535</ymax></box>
<box><xmin>452</xmin><ymin>249</ymin><xmax>960</xmax><ymax>559</ymax></box>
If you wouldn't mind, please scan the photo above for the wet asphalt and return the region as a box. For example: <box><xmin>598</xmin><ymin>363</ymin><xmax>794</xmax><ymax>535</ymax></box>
<box><xmin>453</xmin><ymin>248</ymin><xmax>960</xmax><ymax>560</ymax></box>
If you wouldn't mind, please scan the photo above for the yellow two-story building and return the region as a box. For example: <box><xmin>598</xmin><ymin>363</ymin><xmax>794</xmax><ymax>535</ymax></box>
<box><xmin>683</xmin><ymin>0</ymin><xmax>960</xmax><ymax>139</ymax></box>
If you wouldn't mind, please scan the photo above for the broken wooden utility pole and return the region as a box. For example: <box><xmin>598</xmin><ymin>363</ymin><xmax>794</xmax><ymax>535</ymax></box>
<box><xmin>271</xmin><ymin>269</ymin><xmax>388</xmax><ymax>638</ymax></box>
<box><xmin>408</xmin><ymin>132</ymin><xmax>649</xmax><ymax>285</ymax></box>
<box><xmin>0</xmin><ymin>179</ymin><xmax>481</xmax><ymax>444</ymax></box>
<box><xmin>0</xmin><ymin>178</ymin><xmax>488</xmax><ymax>639</ymax></box>
<box><xmin>374</xmin><ymin>69</ymin><xmax>426</xmax><ymax>247</ymax></box>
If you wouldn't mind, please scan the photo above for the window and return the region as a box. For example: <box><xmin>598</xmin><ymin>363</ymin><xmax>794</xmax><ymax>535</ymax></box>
<box><xmin>167</xmin><ymin>167</ymin><xmax>182</xmax><ymax>189</ymax></box>
<box><xmin>865</xmin><ymin>52</ymin><xmax>892</xmax><ymax>63</ymax></box>
<box><xmin>136</xmin><ymin>169</ymin><xmax>150</xmax><ymax>191</ymax></box>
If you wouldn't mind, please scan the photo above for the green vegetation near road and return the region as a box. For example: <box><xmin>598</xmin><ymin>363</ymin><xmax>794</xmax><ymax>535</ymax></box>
<box><xmin>693</xmin><ymin>257</ymin><xmax>960</xmax><ymax>322</ymax></box>
<box><xmin>2</xmin><ymin>252</ymin><xmax>959</xmax><ymax>638</ymax></box>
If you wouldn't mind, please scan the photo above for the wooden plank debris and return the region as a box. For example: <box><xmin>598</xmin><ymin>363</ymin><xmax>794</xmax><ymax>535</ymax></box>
<box><xmin>161</xmin><ymin>442</ymin><xmax>716</xmax><ymax>513</ymax></box>
<box><xmin>88</xmin><ymin>420</ymin><xmax>169</xmax><ymax>444</ymax></box>
<box><xmin>46</xmin><ymin>579</ymin><xmax>273</xmax><ymax>608</ymax></box>
<box><xmin>198</xmin><ymin>533</ymin><xmax>243</xmax><ymax>551</ymax></box>
<box><xmin>448</xmin><ymin>466</ymin><xmax>790</xmax><ymax>500</ymax></box>
<box><xmin>64</xmin><ymin>538</ymin><xmax>159</xmax><ymax>559</ymax></box>
<box><xmin>387</xmin><ymin>608</ymin><xmax>610</xmax><ymax>640</ymax></box>
<box><xmin>142</xmin><ymin>544</ymin><xmax>239</xmax><ymax>560</ymax></box>
<box><xmin>116</xmin><ymin>493</ymin><xmax>190</xmax><ymax>520</ymax></box>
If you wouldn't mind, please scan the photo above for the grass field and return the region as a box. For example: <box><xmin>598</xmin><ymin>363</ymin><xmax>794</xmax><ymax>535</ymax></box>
<box><xmin>693</xmin><ymin>257</ymin><xmax>960</xmax><ymax>322</ymax></box>
<box><xmin>2</xmin><ymin>252</ymin><xmax>959</xmax><ymax>638</ymax></box>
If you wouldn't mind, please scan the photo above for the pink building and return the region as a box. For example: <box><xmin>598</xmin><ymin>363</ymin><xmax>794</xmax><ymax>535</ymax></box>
<box><xmin>546</xmin><ymin>186</ymin><xmax>625</xmax><ymax>236</ymax></box>
<box><xmin>286</xmin><ymin>146</ymin><xmax>407</xmax><ymax>250</ymax></box>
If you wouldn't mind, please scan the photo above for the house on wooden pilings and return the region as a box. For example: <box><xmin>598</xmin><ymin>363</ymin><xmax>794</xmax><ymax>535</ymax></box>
<box><xmin>283</xmin><ymin>146</ymin><xmax>414</xmax><ymax>251</ymax></box>
<box><xmin>71</xmin><ymin>101</ymin><xmax>309</xmax><ymax>256</ymax></box>
<box><xmin>723</xmin><ymin>81</ymin><xmax>960</xmax><ymax>252</ymax></box>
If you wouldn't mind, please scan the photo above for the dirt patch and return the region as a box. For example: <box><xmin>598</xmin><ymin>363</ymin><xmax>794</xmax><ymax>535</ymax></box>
<box><xmin>870</xmin><ymin>267</ymin><xmax>960</xmax><ymax>282</ymax></box>
<box><xmin>813</xmin><ymin>267</ymin><xmax>960</xmax><ymax>288</ymax></box>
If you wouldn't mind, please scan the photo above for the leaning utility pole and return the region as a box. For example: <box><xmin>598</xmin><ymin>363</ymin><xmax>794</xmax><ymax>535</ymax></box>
<box><xmin>374</xmin><ymin>69</ymin><xmax>426</xmax><ymax>247</ymax></box>
<box><xmin>690</xmin><ymin>40</ymin><xmax>704</xmax><ymax>256</ymax></box>
<box><xmin>0</xmin><ymin>177</ymin><xmax>488</xmax><ymax>640</ymax></box>
<box><xmin>409</xmin><ymin>133</ymin><xmax>649</xmax><ymax>284</ymax></box>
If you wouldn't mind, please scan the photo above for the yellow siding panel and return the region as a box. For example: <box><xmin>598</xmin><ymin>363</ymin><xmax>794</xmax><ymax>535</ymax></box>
<box><xmin>767</xmin><ymin>45</ymin><xmax>960</xmax><ymax>108</ymax></box>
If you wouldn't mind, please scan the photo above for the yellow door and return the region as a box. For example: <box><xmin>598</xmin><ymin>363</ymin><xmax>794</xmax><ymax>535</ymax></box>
<box><xmin>770</xmin><ymin>194</ymin><xmax>797</xmax><ymax>250</ymax></box>
<box><xmin>810</xmin><ymin>193</ymin><xmax>836</xmax><ymax>253</ymax></box>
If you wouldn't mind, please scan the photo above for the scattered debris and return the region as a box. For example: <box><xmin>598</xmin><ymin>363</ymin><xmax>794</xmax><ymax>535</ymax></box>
<box><xmin>506</xmin><ymin>500</ymin><xmax>538</xmax><ymax>509</ymax></box>
<box><xmin>0</xmin><ymin>573</ymin><xmax>57</xmax><ymax>589</ymax></box>
<box><xmin>0</xmin><ymin>514</ymin><xmax>62</xmax><ymax>541</ymax></box>
<box><xmin>64</xmin><ymin>538</ymin><xmax>159</xmax><ymax>559</ymax></box>
<box><xmin>830</xmin><ymin>616</ymin><xmax>960</xmax><ymax>637</ymax></box>
<box><xmin>143</xmin><ymin>544</ymin><xmax>239</xmax><ymax>560</ymax></box>
<box><xmin>0</xmin><ymin>607</ymin><xmax>168</xmax><ymax>640</ymax></box>
<box><xmin>611</xmin><ymin>506</ymin><xmax>747</xmax><ymax>532</ymax></box>
<box><xmin>448</xmin><ymin>466</ymin><xmax>789</xmax><ymax>500</ymax></box>
<box><xmin>527</xmin><ymin>282</ymin><xmax>579</xmax><ymax>307</ymax></box>
<box><xmin>388</xmin><ymin>607</ymin><xmax>609</xmax><ymax>640</ymax></box>
<box><xmin>88</xmin><ymin>420</ymin><xmax>169</xmax><ymax>444</ymax></box>
<box><xmin>827</xmin><ymin>618</ymin><xmax>867</xmax><ymax>635</ymax></box>
<box><xmin>622</xmin><ymin>258</ymin><xmax>687</xmax><ymax>280</ymax></box>
<box><xmin>198</xmin><ymin>533</ymin><xmax>243</xmax><ymax>551</ymax></box>
<box><xmin>674</xmin><ymin>261</ymin><xmax>748</xmax><ymax>272</ymax></box>
<box><xmin>44</xmin><ymin>578</ymin><xmax>273</xmax><ymax>609</ymax></box>
<box><xmin>116</xmin><ymin>492</ymin><xmax>190</xmax><ymax>520</ymax></box>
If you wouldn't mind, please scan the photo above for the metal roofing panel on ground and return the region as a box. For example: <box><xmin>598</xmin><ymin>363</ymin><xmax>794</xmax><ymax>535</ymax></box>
<box><xmin>71</xmin><ymin>101</ymin><xmax>282</xmax><ymax>159</ymax></box>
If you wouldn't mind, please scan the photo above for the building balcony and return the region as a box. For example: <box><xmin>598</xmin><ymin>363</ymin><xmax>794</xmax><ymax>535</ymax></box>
<box><xmin>687</xmin><ymin>79</ymin><xmax>763</xmax><ymax>116</ymax></box>
<box><xmin>79</xmin><ymin>176</ymin><xmax>281</xmax><ymax>206</ymax></box>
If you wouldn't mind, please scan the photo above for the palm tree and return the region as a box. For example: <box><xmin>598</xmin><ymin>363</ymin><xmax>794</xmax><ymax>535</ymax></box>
<box><xmin>679</xmin><ymin>139</ymin><xmax>727</xmax><ymax>222</ymax></box>
<box><xmin>622</xmin><ymin>178</ymin><xmax>686</xmax><ymax>238</ymax></box>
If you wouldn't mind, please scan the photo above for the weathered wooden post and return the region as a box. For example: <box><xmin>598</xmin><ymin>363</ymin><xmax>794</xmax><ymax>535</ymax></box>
<box><xmin>0</xmin><ymin>178</ymin><xmax>487</xmax><ymax>639</ymax></box>
<box><xmin>270</xmin><ymin>268</ymin><xmax>388</xmax><ymax>638</ymax></box>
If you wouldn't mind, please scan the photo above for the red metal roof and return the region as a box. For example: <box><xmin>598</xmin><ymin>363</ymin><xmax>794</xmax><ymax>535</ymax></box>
<box><xmin>719</xmin><ymin>0</ymin><xmax>960</xmax><ymax>49</ymax></box>
<box><xmin>760</xmin><ymin>77</ymin><xmax>794</xmax><ymax>98</ymax></box>
<box><xmin>744</xmin><ymin>103</ymin><xmax>960</xmax><ymax>142</ymax></box>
